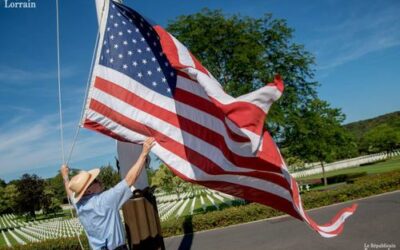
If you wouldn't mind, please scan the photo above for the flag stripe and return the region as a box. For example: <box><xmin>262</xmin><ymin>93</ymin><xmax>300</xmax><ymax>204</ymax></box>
<box><xmin>84</xmin><ymin>119</ymin><xmax>129</xmax><ymax>142</ymax></box>
<box><xmin>170</xmin><ymin>35</ymin><xmax>196</xmax><ymax>68</ymax></box>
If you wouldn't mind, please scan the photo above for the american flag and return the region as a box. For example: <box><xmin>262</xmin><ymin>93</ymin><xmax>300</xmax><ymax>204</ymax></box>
<box><xmin>82</xmin><ymin>0</ymin><xmax>357</xmax><ymax>238</ymax></box>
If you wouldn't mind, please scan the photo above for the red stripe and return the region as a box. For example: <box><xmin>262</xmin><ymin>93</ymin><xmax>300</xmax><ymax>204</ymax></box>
<box><xmin>309</xmin><ymin>204</ymin><xmax>357</xmax><ymax>235</ymax></box>
<box><xmin>176</xmin><ymin>76</ymin><xmax>266</xmax><ymax>136</ymax></box>
<box><xmin>168</xmin><ymin>165</ymin><xmax>302</xmax><ymax>220</ymax></box>
<box><xmin>174</xmin><ymin>87</ymin><xmax>250</xmax><ymax>143</ymax></box>
<box><xmin>83</xmin><ymin>119</ymin><xmax>130</xmax><ymax>142</ymax></box>
<box><xmin>321</xmin><ymin>204</ymin><xmax>358</xmax><ymax>228</ymax></box>
<box><xmin>267</xmin><ymin>75</ymin><xmax>284</xmax><ymax>93</ymax></box>
<box><xmin>177</xmin><ymin>70</ymin><xmax>193</xmax><ymax>80</ymax></box>
<box><xmin>257</xmin><ymin>131</ymin><xmax>284</xmax><ymax>173</ymax></box>
<box><xmin>154</xmin><ymin>25</ymin><xmax>186</xmax><ymax>69</ymax></box>
<box><xmin>290</xmin><ymin>174</ymin><xmax>356</xmax><ymax>235</ymax></box>
<box><xmin>189</xmin><ymin>52</ymin><xmax>209</xmax><ymax>76</ymax></box>
<box><xmin>94</xmin><ymin>76</ymin><xmax>283</xmax><ymax>172</ymax></box>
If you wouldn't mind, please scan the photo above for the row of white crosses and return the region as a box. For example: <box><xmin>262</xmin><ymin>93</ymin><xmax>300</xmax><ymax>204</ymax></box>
<box><xmin>0</xmin><ymin>217</ymin><xmax>83</xmax><ymax>247</ymax></box>
<box><xmin>158</xmin><ymin>192</ymin><xmax>192</xmax><ymax>221</ymax></box>
<box><xmin>0</xmin><ymin>214</ymin><xmax>20</xmax><ymax>229</ymax></box>
<box><xmin>155</xmin><ymin>188</ymin><xmax>245</xmax><ymax>221</ymax></box>
<box><xmin>1</xmin><ymin>214</ymin><xmax>41</xmax><ymax>229</ymax></box>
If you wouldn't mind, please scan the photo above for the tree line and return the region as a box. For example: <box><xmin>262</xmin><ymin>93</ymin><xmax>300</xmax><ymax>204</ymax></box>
<box><xmin>0</xmin><ymin>165</ymin><xmax>120</xmax><ymax>219</ymax></box>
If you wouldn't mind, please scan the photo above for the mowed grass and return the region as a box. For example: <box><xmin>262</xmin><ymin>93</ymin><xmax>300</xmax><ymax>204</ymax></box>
<box><xmin>0</xmin><ymin>233</ymin><xmax>6</xmax><ymax>247</ymax></box>
<box><xmin>4</xmin><ymin>231</ymin><xmax>17</xmax><ymax>246</ymax></box>
<box><xmin>297</xmin><ymin>156</ymin><xmax>400</xmax><ymax>181</ymax></box>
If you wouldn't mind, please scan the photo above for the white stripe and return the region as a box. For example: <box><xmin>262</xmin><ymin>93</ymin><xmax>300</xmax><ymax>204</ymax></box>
<box><xmin>181</xmin><ymin>67</ymin><xmax>282</xmax><ymax>113</ymax></box>
<box><xmin>178</xmin><ymin>73</ymin><xmax>282</xmax><ymax>113</ymax></box>
<box><xmin>291</xmin><ymin>178</ymin><xmax>354</xmax><ymax>236</ymax></box>
<box><xmin>317</xmin><ymin>211</ymin><xmax>354</xmax><ymax>232</ymax></box>
<box><xmin>170</xmin><ymin>34</ymin><xmax>196</xmax><ymax>68</ymax></box>
<box><xmin>85</xmin><ymin>110</ymin><xmax>292</xmax><ymax>202</ymax></box>
<box><xmin>237</xmin><ymin>85</ymin><xmax>282</xmax><ymax>113</ymax></box>
<box><xmin>86</xmin><ymin>110</ymin><xmax>146</xmax><ymax>143</ymax></box>
<box><xmin>90</xmin><ymin>88</ymin><xmax>281</xmax><ymax>174</ymax></box>
<box><xmin>93</xmin><ymin>65</ymin><xmax>259</xmax><ymax>157</ymax></box>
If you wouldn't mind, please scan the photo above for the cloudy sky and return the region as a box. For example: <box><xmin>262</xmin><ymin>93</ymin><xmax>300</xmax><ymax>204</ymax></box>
<box><xmin>0</xmin><ymin>0</ymin><xmax>399</xmax><ymax>181</ymax></box>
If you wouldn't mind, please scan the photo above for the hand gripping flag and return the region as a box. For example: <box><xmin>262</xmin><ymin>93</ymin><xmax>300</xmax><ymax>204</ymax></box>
<box><xmin>82</xmin><ymin>0</ymin><xmax>357</xmax><ymax>238</ymax></box>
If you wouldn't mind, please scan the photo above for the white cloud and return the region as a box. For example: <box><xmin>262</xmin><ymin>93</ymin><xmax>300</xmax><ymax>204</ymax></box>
<box><xmin>0</xmin><ymin>112</ymin><xmax>115</xmax><ymax>177</ymax></box>
<box><xmin>0</xmin><ymin>65</ymin><xmax>79</xmax><ymax>85</ymax></box>
<box><xmin>308</xmin><ymin>3</ymin><xmax>400</xmax><ymax>71</ymax></box>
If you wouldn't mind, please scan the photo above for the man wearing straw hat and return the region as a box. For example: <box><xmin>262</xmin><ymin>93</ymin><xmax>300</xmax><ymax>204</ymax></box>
<box><xmin>61</xmin><ymin>137</ymin><xmax>155</xmax><ymax>250</ymax></box>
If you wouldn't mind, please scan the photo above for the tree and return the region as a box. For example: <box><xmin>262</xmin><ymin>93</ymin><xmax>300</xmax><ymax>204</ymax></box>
<box><xmin>151</xmin><ymin>164</ymin><xmax>176</xmax><ymax>193</ymax></box>
<box><xmin>167</xmin><ymin>9</ymin><xmax>317</xmax><ymax>138</ymax></box>
<box><xmin>41</xmin><ymin>184</ymin><xmax>62</xmax><ymax>216</ymax></box>
<box><xmin>0</xmin><ymin>184</ymin><xmax>18</xmax><ymax>214</ymax></box>
<box><xmin>360</xmin><ymin>123</ymin><xmax>400</xmax><ymax>154</ymax></box>
<box><xmin>15</xmin><ymin>174</ymin><xmax>44</xmax><ymax>219</ymax></box>
<box><xmin>2</xmin><ymin>184</ymin><xmax>18</xmax><ymax>214</ymax></box>
<box><xmin>0</xmin><ymin>178</ymin><xmax>6</xmax><ymax>188</ymax></box>
<box><xmin>97</xmin><ymin>165</ymin><xmax>121</xmax><ymax>190</ymax></box>
<box><xmin>151</xmin><ymin>164</ymin><xmax>190</xmax><ymax>197</ymax></box>
<box><xmin>285</xmin><ymin>99</ymin><xmax>357</xmax><ymax>185</ymax></box>
<box><xmin>47</xmin><ymin>173</ymin><xmax>68</xmax><ymax>204</ymax></box>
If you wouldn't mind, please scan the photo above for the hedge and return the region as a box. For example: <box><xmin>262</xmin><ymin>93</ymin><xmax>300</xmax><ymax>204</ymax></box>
<box><xmin>0</xmin><ymin>237</ymin><xmax>89</xmax><ymax>250</ymax></box>
<box><xmin>1</xmin><ymin>170</ymin><xmax>399</xmax><ymax>249</ymax></box>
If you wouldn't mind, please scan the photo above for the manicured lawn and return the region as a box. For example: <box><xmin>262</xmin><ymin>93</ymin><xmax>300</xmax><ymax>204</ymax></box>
<box><xmin>4</xmin><ymin>231</ymin><xmax>17</xmax><ymax>246</ymax></box>
<box><xmin>297</xmin><ymin>156</ymin><xmax>400</xmax><ymax>181</ymax></box>
<box><xmin>0</xmin><ymin>233</ymin><xmax>6</xmax><ymax>248</ymax></box>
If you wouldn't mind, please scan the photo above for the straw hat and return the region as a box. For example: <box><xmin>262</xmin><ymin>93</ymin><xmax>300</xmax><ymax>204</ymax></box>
<box><xmin>68</xmin><ymin>169</ymin><xmax>100</xmax><ymax>203</ymax></box>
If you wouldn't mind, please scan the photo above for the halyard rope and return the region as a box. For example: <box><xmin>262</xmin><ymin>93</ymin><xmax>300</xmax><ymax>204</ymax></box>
<box><xmin>55</xmin><ymin>0</ymin><xmax>99</xmax><ymax>248</ymax></box>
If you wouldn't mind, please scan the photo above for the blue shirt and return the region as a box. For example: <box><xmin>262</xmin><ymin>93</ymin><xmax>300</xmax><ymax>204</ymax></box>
<box><xmin>74</xmin><ymin>180</ymin><xmax>132</xmax><ymax>250</ymax></box>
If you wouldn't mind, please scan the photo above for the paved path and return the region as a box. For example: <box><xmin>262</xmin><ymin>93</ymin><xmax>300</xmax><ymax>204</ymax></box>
<box><xmin>165</xmin><ymin>191</ymin><xmax>400</xmax><ymax>250</ymax></box>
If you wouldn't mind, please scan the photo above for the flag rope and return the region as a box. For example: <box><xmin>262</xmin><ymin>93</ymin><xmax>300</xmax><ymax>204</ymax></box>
<box><xmin>55</xmin><ymin>0</ymin><xmax>100</xmax><ymax>249</ymax></box>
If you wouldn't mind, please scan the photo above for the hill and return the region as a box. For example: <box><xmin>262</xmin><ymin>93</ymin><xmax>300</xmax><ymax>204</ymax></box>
<box><xmin>345</xmin><ymin>111</ymin><xmax>400</xmax><ymax>153</ymax></box>
<box><xmin>345</xmin><ymin>111</ymin><xmax>400</xmax><ymax>140</ymax></box>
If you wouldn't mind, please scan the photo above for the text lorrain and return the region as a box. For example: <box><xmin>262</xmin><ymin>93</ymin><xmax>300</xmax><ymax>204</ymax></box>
<box><xmin>4</xmin><ymin>0</ymin><xmax>36</xmax><ymax>8</ymax></box>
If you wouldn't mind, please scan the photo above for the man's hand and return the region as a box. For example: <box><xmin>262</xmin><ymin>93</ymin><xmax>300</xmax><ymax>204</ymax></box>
<box><xmin>60</xmin><ymin>164</ymin><xmax>73</xmax><ymax>198</ymax></box>
<box><xmin>60</xmin><ymin>165</ymin><xmax>69</xmax><ymax>180</ymax></box>
<box><xmin>125</xmin><ymin>137</ymin><xmax>156</xmax><ymax>186</ymax></box>
<box><xmin>141</xmin><ymin>137</ymin><xmax>155</xmax><ymax>156</ymax></box>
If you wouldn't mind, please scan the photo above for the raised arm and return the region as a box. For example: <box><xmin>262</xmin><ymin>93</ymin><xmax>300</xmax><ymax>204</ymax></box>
<box><xmin>125</xmin><ymin>137</ymin><xmax>155</xmax><ymax>186</ymax></box>
<box><xmin>60</xmin><ymin>165</ymin><xmax>73</xmax><ymax>198</ymax></box>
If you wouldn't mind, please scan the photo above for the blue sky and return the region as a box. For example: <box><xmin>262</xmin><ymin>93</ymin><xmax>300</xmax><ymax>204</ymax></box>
<box><xmin>0</xmin><ymin>0</ymin><xmax>399</xmax><ymax>182</ymax></box>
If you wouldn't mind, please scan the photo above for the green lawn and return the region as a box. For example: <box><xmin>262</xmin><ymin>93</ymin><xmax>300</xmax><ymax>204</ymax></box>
<box><xmin>4</xmin><ymin>231</ymin><xmax>17</xmax><ymax>246</ymax></box>
<box><xmin>297</xmin><ymin>156</ymin><xmax>400</xmax><ymax>181</ymax></box>
<box><xmin>0</xmin><ymin>233</ymin><xmax>6</xmax><ymax>248</ymax></box>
